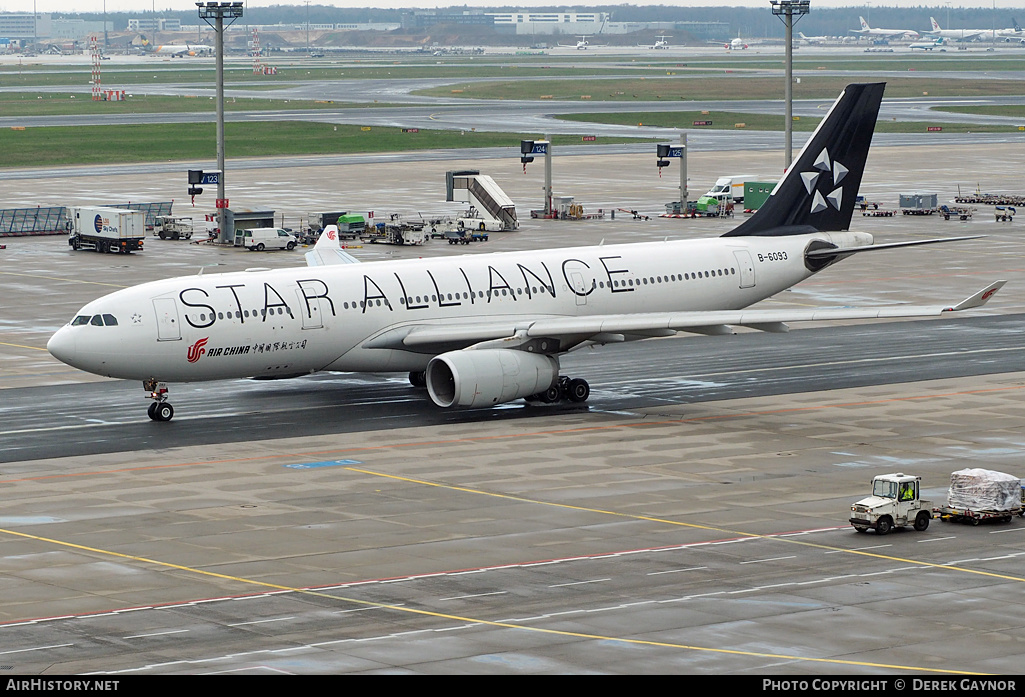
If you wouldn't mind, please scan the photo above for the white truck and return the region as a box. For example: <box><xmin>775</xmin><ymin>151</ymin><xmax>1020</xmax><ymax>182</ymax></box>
<box><xmin>849</xmin><ymin>473</ymin><xmax>932</xmax><ymax>534</ymax></box>
<box><xmin>704</xmin><ymin>174</ymin><xmax>756</xmax><ymax>204</ymax></box>
<box><xmin>68</xmin><ymin>206</ymin><xmax>145</xmax><ymax>254</ymax></box>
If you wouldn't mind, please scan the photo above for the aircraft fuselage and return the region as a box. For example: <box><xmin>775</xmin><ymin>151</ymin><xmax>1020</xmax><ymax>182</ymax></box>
<box><xmin>48</xmin><ymin>232</ymin><xmax>863</xmax><ymax>384</ymax></box>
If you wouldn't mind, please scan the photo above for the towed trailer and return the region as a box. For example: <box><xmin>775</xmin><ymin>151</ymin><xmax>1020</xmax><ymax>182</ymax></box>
<box><xmin>934</xmin><ymin>504</ymin><xmax>1023</xmax><ymax>526</ymax></box>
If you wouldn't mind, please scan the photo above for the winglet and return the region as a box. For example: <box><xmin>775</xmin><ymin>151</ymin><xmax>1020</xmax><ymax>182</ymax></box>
<box><xmin>305</xmin><ymin>225</ymin><xmax>360</xmax><ymax>267</ymax></box>
<box><xmin>946</xmin><ymin>280</ymin><xmax>1007</xmax><ymax>311</ymax></box>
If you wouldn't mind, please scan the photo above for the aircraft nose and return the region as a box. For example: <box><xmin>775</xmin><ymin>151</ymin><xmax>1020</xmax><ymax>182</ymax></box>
<box><xmin>47</xmin><ymin>327</ymin><xmax>77</xmax><ymax>366</ymax></box>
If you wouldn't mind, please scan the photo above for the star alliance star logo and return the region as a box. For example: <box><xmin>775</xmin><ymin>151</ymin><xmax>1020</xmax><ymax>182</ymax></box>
<box><xmin>800</xmin><ymin>148</ymin><xmax>849</xmax><ymax>215</ymax></box>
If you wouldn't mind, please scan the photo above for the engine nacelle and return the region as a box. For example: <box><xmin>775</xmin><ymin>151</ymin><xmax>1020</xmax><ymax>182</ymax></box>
<box><xmin>426</xmin><ymin>349</ymin><xmax>559</xmax><ymax>408</ymax></box>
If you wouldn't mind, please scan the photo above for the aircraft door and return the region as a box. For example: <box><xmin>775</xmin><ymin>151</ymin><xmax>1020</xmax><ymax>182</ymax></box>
<box><xmin>733</xmin><ymin>249</ymin><xmax>756</xmax><ymax>288</ymax></box>
<box><xmin>296</xmin><ymin>289</ymin><xmax>323</xmax><ymax>329</ymax></box>
<box><xmin>152</xmin><ymin>298</ymin><xmax>182</xmax><ymax>341</ymax></box>
<box><xmin>570</xmin><ymin>272</ymin><xmax>588</xmax><ymax>306</ymax></box>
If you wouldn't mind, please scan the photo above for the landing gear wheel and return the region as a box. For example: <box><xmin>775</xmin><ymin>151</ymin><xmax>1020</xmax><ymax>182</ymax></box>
<box><xmin>150</xmin><ymin>402</ymin><xmax>174</xmax><ymax>422</ymax></box>
<box><xmin>566</xmin><ymin>378</ymin><xmax>590</xmax><ymax>403</ymax></box>
<box><xmin>540</xmin><ymin>385</ymin><xmax>562</xmax><ymax>403</ymax></box>
<box><xmin>914</xmin><ymin>512</ymin><xmax>931</xmax><ymax>531</ymax></box>
<box><xmin>409</xmin><ymin>371</ymin><xmax>427</xmax><ymax>388</ymax></box>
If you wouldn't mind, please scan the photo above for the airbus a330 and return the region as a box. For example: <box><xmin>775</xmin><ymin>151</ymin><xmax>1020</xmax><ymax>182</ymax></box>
<box><xmin>48</xmin><ymin>83</ymin><xmax>1003</xmax><ymax>421</ymax></box>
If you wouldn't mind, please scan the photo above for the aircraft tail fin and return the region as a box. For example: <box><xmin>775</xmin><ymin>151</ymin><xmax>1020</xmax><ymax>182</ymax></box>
<box><xmin>931</xmin><ymin>17</ymin><xmax>941</xmax><ymax>31</ymax></box>
<box><xmin>305</xmin><ymin>225</ymin><xmax>361</xmax><ymax>266</ymax></box>
<box><xmin>723</xmin><ymin>82</ymin><xmax>884</xmax><ymax>238</ymax></box>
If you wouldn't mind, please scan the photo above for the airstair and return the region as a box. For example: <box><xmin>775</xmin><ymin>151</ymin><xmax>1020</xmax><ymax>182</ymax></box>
<box><xmin>446</xmin><ymin>170</ymin><xmax>518</xmax><ymax>231</ymax></box>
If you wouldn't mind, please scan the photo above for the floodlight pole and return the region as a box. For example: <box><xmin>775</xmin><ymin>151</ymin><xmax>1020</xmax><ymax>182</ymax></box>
<box><xmin>771</xmin><ymin>0</ymin><xmax>810</xmax><ymax>171</ymax></box>
<box><xmin>198</xmin><ymin>2</ymin><xmax>244</xmax><ymax>244</ymax></box>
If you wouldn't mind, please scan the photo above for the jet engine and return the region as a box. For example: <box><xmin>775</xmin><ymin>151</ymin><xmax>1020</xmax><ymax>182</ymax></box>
<box><xmin>425</xmin><ymin>349</ymin><xmax>559</xmax><ymax>408</ymax></box>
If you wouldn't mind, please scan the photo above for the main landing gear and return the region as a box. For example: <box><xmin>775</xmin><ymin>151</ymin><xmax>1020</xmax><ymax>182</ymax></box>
<box><xmin>525</xmin><ymin>376</ymin><xmax>590</xmax><ymax>404</ymax></box>
<box><xmin>144</xmin><ymin>380</ymin><xmax>174</xmax><ymax>422</ymax></box>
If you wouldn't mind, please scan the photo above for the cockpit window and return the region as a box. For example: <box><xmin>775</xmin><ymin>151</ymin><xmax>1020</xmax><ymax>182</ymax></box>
<box><xmin>73</xmin><ymin>314</ymin><xmax>119</xmax><ymax>327</ymax></box>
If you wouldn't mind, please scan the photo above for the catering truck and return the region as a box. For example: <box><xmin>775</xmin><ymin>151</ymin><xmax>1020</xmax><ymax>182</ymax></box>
<box><xmin>68</xmin><ymin>206</ymin><xmax>145</xmax><ymax>253</ymax></box>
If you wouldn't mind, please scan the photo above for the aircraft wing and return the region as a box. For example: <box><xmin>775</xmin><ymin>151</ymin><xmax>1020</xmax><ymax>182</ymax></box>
<box><xmin>366</xmin><ymin>281</ymin><xmax>1005</xmax><ymax>353</ymax></box>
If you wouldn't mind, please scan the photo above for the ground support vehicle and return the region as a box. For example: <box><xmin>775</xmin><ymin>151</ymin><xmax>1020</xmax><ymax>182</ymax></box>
<box><xmin>995</xmin><ymin>206</ymin><xmax>1015</xmax><ymax>222</ymax></box>
<box><xmin>934</xmin><ymin>505</ymin><xmax>1021</xmax><ymax>525</ymax></box>
<box><xmin>704</xmin><ymin>175</ymin><xmax>756</xmax><ymax>204</ymax></box>
<box><xmin>849</xmin><ymin>473</ymin><xmax>933</xmax><ymax>534</ymax></box>
<box><xmin>68</xmin><ymin>206</ymin><xmax>145</xmax><ymax>254</ymax></box>
<box><xmin>153</xmin><ymin>215</ymin><xmax>193</xmax><ymax>240</ymax></box>
<box><xmin>238</xmin><ymin>228</ymin><xmax>297</xmax><ymax>251</ymax></box>
<box><xmin>939</xmin><ymin>205</ymin><xmax>975</xmax><ymax>221</ymax></box>
<box><xmin>955</xmin><ymin>193</ymin><xmax>1025</xmax><ymax>206</ymax></box>
<box><xmin>861</xmin><ymin>208</ymin><xmax>897</xmax><ymax>217</ymax></box>
<box><xmin>363</xmin><ymin>221</ymin><xmax>429</xmax><ymax>246</ymax></box>
<box><xmin>443</xmin><ymin>228</ymin><xmax>489</xmax><ymax>245</ymax></box>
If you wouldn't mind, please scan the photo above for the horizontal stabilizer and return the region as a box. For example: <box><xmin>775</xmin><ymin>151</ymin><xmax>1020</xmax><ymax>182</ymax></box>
<box><xmin>807</xmin><ymin>235</ymin><xmax>985</xmax><ymax>259</ymax></box>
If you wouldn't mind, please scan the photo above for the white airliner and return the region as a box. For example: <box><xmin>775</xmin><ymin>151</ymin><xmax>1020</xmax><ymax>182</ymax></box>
<box><xmin>926</xmin><ymin>18</ymin><xmax>988</xmax><ymax>41</ymax></box>
<box><xmin>48</xmin><ymin>83</ymin><xmax>1004</xmax><ymax>421</ymax></box>
<box><xmin>909</xmin><ymin>37</ymin><xmax>946</xmax><ymax>50</ymax></box>
<box><xmin>854</xmin><ymin>17</ymin><xmax>919</xmax><ymax>39</ymax></box>
<box><xmin>797</xmin><ymin>32</ymin><xmax>830</xmax><ymax>45</ymax></box>
<box><xmin>139</xmin><ymin>36</ymin><xmax>214</xmax><ymax>56</ymax></box>
<box><xmin>997</xmin><ymin>18</ymin><xmax>1024</xmax><ymax>42</ymax></box>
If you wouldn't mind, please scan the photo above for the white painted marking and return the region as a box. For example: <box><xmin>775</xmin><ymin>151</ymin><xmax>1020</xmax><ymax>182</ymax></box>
<box><xmin>917</xmin><ymin>536</ymin><xmax>956</xmax><ymax>543</ymax></box>
<box><xmin>227</xmin><ymin>616</ymin><xmax>295</xmax><ymax>627</ymax></box>
<box><xmin>548</xmin><ymin>578</ymin><xmax>611</xmax><ymax>588</ymax></box>
<box><xmin>825</xmin><ymin>544</ymin><xmax>892</xmax><ymax>554</ymax></box>
<box><xmin>647</xmin><ymin>566</ymin><xmax>708</xmax><ymax>575</ymax></box>
<box><xmin>0</xmin><ymin>643</ymin><xmax>74</xmax><ymax>655</ymax></box>
<box><xmin>739</xmin><ymin>555</ymin><xmax>797</xmax><ymax>564</ymax></box>
<box><xmin>124</xmin><ymin>629</ymin><xmax>190</xmax><ymax>639</ymax></box>
<box><xmin>438</xmin><ymin>591</ymin><xmax>508</xmax><ymax>601</ymax></box>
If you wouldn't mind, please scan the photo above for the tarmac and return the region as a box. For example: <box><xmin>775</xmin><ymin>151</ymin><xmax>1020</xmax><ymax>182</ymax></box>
<box><xmin>1</xmin><ymin>141</ymin><xmax>1025</xmax><ymax>674</ymax></box>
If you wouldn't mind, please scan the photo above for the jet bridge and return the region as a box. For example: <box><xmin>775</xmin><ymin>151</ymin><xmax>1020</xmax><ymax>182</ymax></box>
<box><xmin>446</xmin><ymin>170</ymin><xmax>518</xmax><ymax>231</ymax></box>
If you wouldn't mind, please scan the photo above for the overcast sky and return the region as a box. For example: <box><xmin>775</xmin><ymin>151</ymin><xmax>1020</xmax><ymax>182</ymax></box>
<box><xmin>20</xmin><ymin>1</ymin><xmax>1025</xmax><ymax>15</ymax></box>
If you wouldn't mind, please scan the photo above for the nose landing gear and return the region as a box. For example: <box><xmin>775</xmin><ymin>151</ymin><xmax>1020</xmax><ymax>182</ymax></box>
<box><xmin>144</xmin><ymin>380</ymin><xmax>174</xmax><ymax>421</ymax></box>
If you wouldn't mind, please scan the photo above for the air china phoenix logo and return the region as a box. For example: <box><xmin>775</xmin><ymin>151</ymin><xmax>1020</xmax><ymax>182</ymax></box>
<box><xmin>327</xmin><ymin>228</ymin><xmax>337</xmax><ymax>241</ymax></box>
<box><xmin>801</xmin><ymin>148</ymin><xmax>849</xmax><ymax>216</ymax></box>
<box><xmin>187</xmin><ymin>337</ymin><xmax>209</xmax><ymax>363</ymax></box>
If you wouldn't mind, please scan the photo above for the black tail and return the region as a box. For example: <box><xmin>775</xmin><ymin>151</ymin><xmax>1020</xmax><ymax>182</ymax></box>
<box><xmin>723</xmin><ymin>82</ymin><xmax>884</xmax><ymax>237</ymax></box>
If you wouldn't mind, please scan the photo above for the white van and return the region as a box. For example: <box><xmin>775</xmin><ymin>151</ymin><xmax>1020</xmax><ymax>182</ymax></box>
<box><xmin>240</xmin><ymin>227</ymin><xmax>297</xmax><ymax>251</ymax></box>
